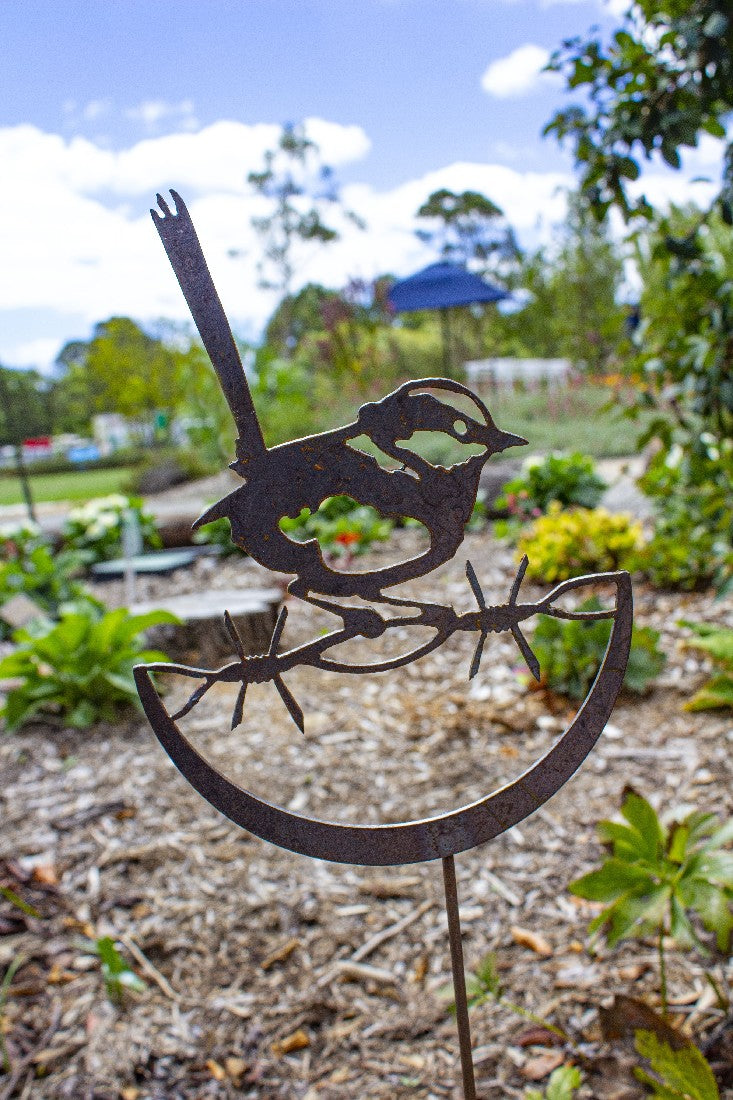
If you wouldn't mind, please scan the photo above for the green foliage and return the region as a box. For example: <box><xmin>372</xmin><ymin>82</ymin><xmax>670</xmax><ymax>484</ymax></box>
<box><xmin>62</xmin><ymin>494</ymin><xmax>161</xmax><ymax>564</ymax></box>
<box><xmin>94</xmin><ymin>937</ymin><xmax>147</xmax><ymax>1002</ymax></box>
<box><xmin>495</xmin><ymin>192</ymin><xmax>627</xmax><ymax>372</ymax></box>
<box><xmin>531</xmin><ymin>597</ymin><xmax>665</xmax><ymax>700</ymax></box>
<box><xmin>681</xmin><ymin>622</ymin><xmax>733</xmax><ymax>712</ymax></box>
<box><xmin>0</xmin><ymin>606</ymin><xmax>175</xmax><ymax>732</ymax></box>
<box><xmin>248</xmin><ymin>122</ymin><xmax>365</xmax><ymax>345</ymax></box>
<box><xmin>517</xmin><ymin>504</ymin><xmax>642</xmax><ymax>582</ymax></box>
<box><xmin>633</xmin><ymin>443</ymin><xmax>733</xmax><ymax>593</ymax></box>
<box><xmin>54</xmin><ymin>317</ymin><xmax>183</xmax><ymax>427</ymax></box>
<box><xmin>525</xmin><ymin>1065</ymin><xmax>583</xmax><ymax>1100</ymax></box>
<box><xmin>279</xmin><ymin>495</ymin><xmax>393</xmax><ymax>558</ymax></box>
<box><xmin>545</xmin><ymin>2</ymin><xmax>733</xmax><ymax>224</ymax></box>
<box><xmin>634</xmin><ymin>1031</ymin><xmax>719</xmax><ymax>1099</ymax></box>
<box><xmin>498</xmin><ymin>453</ymin><xmax>607</xmax><ymax>521</ymax></box>
<box><xmin>545</xmin><ymin>4</ymin><xmax>733</xmax><ymax>591</ymax></box>
<box><xmin>0</xmin><ymin>365</ymin><xmax>53</xmax><ymax>447</ymax></box>
<box><xmin>0</xmin><ymin>541</ymin><xmax>93</xmax><ymax>638</ymax></box>
<box><xmin>251</xmin><ymin>348</ymin><xmax>324</xmax><ymax>446</ymax></box>
<box><xmin>415</xmin><ymin>188</ymin><xmax>519</xmax><ymax>275</ymax></box>
<box><xmin>570</xmin><ymin>790</ymin><xmax>733</xmax><ymax>954</ymax></box>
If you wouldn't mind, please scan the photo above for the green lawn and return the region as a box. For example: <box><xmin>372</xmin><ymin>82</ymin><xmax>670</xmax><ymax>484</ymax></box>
<box><xmin>0</xmin><ymin>466</ymin><xmax>135</xmax><ymax>506</ymax></box>
<box><xmin>475</xmin><ymin>382</ymin><xmax>650</xmax><ymax>457</ymax></box>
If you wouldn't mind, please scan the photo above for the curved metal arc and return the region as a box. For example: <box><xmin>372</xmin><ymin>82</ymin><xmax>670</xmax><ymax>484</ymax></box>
<box><xmin>133</xmin><ymin>572</ymin><xmax>632</xmax><ymax>867</ymax></box>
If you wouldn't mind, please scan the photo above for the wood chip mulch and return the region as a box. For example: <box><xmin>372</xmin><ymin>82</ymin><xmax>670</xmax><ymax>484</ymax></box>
<box><xmin>1</xmin><ymin>532</ymin><xmax>732</xmax><ymax>1099</ymax></box>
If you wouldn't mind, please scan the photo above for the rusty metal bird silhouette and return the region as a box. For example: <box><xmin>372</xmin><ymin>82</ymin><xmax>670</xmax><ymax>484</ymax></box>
<box><xmin>146</xmin><ymin>190</ymin><xmax>627</xmax><ymax>738</ymax></box>
<box><xmin>138</xmin><ymin>191</ymin><xmax>633</xmax><ymax>1100</ymax></box>
<box><xmin>151</xmin><ymin>191</ymin><xmax>526</xmax><ymax>614</ymax></box>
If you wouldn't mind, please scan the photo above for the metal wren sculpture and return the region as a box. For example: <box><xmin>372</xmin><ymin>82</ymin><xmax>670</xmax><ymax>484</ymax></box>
<box><xmin>134</xmin><ymin>190</ymin><xmax>633</xmax><ymax>1098</ymax></box>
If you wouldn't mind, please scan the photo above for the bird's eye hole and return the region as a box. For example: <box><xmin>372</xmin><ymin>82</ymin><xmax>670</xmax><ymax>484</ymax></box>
<box><xmin>453</xmin><ymin>419</ymin><xmax>468</xmax><ymax>437</ymax></box>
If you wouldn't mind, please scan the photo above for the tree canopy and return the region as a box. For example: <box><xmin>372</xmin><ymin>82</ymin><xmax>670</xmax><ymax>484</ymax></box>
<box><xmin>54</xmin><ymin>318</ymin><xmax>184</xmax><ymax>426</ymax></box>
<box><xmin>545</xmin><ymin>0</ymin><xmax>733</xmax><ymax>223</ymax></box>
<box><xmin>415</xmin><ymin>188</ymin><xmax>520</xmax><ymax>275</ymax></box>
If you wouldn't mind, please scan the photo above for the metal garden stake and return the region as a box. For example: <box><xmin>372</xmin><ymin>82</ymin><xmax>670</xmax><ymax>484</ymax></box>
<box><xmin>135</xmin><ymin>191</ymin><xmax>633</xmax><ymax>1098</ymax></box>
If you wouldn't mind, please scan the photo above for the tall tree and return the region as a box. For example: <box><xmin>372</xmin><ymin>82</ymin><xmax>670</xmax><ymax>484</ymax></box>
<box><xmin>54</xmin><ymin>318</ymin><xmax>183</xmax><ymax>426</ymax></box>
<box><xmin>415</xmin><ymin>189</ymin><xmax>520</xmax><ymax>275</ymax></box>
<box><xmin>248</xmin><ymin>122</ymin><xmax>365</xmax><ymax>351</ymax></box>
<box><xmin>0</xmin><ymin>366</ymin><xmax>53</xmax><ymax>520</ymax></box>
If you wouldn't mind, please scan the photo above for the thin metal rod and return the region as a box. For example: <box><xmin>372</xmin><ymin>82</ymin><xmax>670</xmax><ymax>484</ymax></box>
<box><xmin>442</xmin><ymin>855</ymin><xmax>476</xmax><ymax>1099</ymax></box>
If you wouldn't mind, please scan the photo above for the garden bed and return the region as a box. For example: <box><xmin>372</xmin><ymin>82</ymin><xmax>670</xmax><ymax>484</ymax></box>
<box><xmin>0</xmin><ymin>531</ymin><xmax>731</xmax><ymax>1098</ymax></box>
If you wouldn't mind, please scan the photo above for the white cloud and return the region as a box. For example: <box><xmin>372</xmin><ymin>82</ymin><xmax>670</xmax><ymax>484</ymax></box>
<box><xmin>125</xmin><ymin>98</ymin><xmax>199</xmax><ymax>133</ymax></box>
<box><xmin>82</xmin><ymin>99</ymin><xmax>112</xmax><ymax>122</ymax></box>
<box><xmin>0</xmin><ymin>117</ymin><xmax>724</xmax><ymax>369</ymax></box>
<box><xmin>481</xmin><ymin>44</ymin><xmax>560</xmax><ymax>99</ymax></box>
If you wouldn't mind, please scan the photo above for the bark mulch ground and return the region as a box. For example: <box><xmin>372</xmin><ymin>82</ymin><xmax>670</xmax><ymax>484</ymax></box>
<box><xmin>1</xmin><ymin>532</ymin><xmax>731</xmax><ymax>1099</ymax></box>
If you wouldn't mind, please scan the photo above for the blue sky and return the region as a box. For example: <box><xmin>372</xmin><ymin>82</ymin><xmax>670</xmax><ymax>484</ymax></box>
<box><xmin>1</xmin><ymin>0</ymin><xmax>723</xmax><ymax>370</ymax></box>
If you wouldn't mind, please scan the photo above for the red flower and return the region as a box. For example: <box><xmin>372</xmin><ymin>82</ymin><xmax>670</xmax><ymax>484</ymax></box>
<box><xmin>335</xmin><ymin>531</ymin><xmax>361</xmax><ymax>546</ymax></box>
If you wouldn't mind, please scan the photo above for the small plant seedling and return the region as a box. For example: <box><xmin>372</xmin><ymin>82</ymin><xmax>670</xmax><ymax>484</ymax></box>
<box><xmin>443</xmin><ymin>951</ymin><xmax>567</xmax><ymax>1043</ymax></box>
<box><xmin>94</xmin><ymin>937</ymin><xmax>146</xmax><ymax>1002</ymax></box>
<box><xmin>525</xmin><ymin>1064</ymin><xmax>583</xmax><ymax>1100</ymax></box>
<box><xmin>570</xmin><ymin>789</ymin><xmax>733</xmax><ymax>1015</ymax></box>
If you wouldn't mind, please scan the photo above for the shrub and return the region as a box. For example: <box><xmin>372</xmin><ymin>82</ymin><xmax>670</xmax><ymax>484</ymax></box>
<box><xmin>634</xmin><ymin>449</ymin><xmax>733</xmax><ymax>592</ymax></box>
<box><xmin>0</xmin><ymin>606</ymin><xmax>175</xmax><ymax>731</ymax></box>
<box><xmin>0</xmin><ymin>543</ymin><xmax>93</xmax><ymax>639</ymax></box>
<box><xmin>279</xmin><ymin>495</ymin><xmax>393</xmax><ymax>559</ymax></box>
<box><xmin>497</xmin><ymin>452</ymin><xmax>607</xmax><ymax>518</ymax></box>
<box><xmin>681</xmin><ymin>622</ymin><xmax>733</xmax><ymax>712</ymax></box>
<box><xmin>62</xmin><ymin>495</ymin><xmax>161</xmax><ymax>564</ymax></box>
<box><xmin>123</xmin><ymin>447</ymin><xmax>214</xmax><ymax>495</ymax></box>
<box><xmin>531</xmin><ymin>596</ymin><xmax>665</xmax><ymax>700</ymax></box>
<box><xmin>517</xmin><ymin>504</ymin><xmax>642</xmax><ymax>582</ymax></box>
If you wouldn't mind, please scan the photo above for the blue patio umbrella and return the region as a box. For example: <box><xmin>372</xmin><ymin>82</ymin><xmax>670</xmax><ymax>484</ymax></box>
<box><xmin>388</xmin><ymin>261</ymin><xmax>508</xmax><ymax>376</ymax></box>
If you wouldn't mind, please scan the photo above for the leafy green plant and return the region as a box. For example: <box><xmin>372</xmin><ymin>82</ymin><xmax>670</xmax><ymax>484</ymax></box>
<box><xmin>0</xmin><ymin>542</ymin><xmax>95</xmax><ymax>638</ymax></box>
<box><xmin>0</xmin><ymin>606</ymin><xmax>175</xmax><ymax>731</ymax></box>
<box><xmin>94</xmin><ymin>937</ymin><xmax>146</xmax><ymax>1002</ymax></box>
<box><xmin>498</xmin><ymin>453</ymin><xmax>607</xmax><ymax>518</ymax></box>
<box><xmin>62</xmin><ymin>494</ymin><xmax>161</xmax><ymax>564</ymax></box>
<box><xmin>517</xmin><ymin>504</ymin><xmax>642</xmax><ymax>582</ymax></box>
<box><xmin>531</xmin><ymin>597</ymin><xmax>665</xmax><ymax>700</ymax></box>
<box><xmin>633</xmin><ymin>449</ymin><xmax>733</xmax><ymax>592</ymax></box>
<box><xmin>680</xmin><ymin>622</ymin><xmax>733</xmax><ymax>712</ymax></box>
<box><xmin>634</xmin><ymin>1030</ymin><xmax>719</xmax><ymax>1100</ymax></box>
<box><xmin>570</xmin><ymin>790</ymin><xmax>733</xmax><ymax>1015</ymax></box>
<box><xmin>279</xmin><ymin>495</ymin><xmax>393</xmax><ymax>560</ymax></box>
<box><xmin>525</xmin><ymin>1065</ymin><xmax>583</xmax><ymax>1100</ymax></box>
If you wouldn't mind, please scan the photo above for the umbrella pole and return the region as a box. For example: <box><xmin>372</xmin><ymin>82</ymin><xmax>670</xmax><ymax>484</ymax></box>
<box><xmin>440</xmin><ymin>308</ymin><xmax>452</xmax><ymax>377</ymax></box>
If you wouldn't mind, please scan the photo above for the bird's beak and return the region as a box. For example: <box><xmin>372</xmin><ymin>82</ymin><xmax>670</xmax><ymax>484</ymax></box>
<box><xmin>492</xmin><ymin>429</ymin><xmax>528</xmax><ymax>453</ymax></box>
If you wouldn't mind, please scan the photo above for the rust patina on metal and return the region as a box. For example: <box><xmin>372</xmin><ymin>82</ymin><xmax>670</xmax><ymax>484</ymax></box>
<box><xmin>134</xmin><ymin>190</ymin><xmax>633</xmax><ymax>1099</ymax></box>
